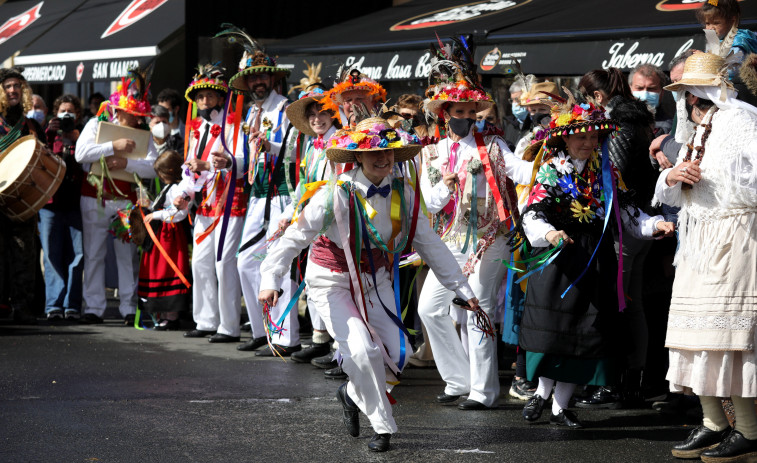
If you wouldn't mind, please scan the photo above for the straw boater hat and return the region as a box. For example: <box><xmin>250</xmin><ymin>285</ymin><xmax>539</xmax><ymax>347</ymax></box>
<box><xmin>285</xmin><ymin>86</ymin><xmax>329</xmax><ymax>137</ymax></box>
<box><xmin>319</xmin><ymin>67</ymin><xmax>388</xmax><ymax>117</ymax></box>
<box><xmin>664</xmin><ymin>52</ymin><xmax>733</xmax><ymax>97</ymax></box>
<box><xmin>185</xmin><ymin>63</ymin><xmax>229</xmax><ymax>102</ymax></box>
<box><xmin>520</xmin><ymin>81</ymin><xmax>561</xmax><ymax>106</ymax></box>
<box><xmin>214</xmin><ymin>24</ymin><xmax>291</xmax><ymax>93</ymax></box>
<box><xmin>325</xmin><ymin>117</ymin><xmax>421</xmax><ymax>163</ymax></box>
<box><xmin>102</xmin><ymin>68</ymin><xmax>151</xmax><ymax>117</ymax></box>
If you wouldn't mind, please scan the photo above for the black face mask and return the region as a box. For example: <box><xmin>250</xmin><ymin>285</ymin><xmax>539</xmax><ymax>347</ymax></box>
<box><xmin>198</xmin><ymin>105</ymin><xmax>223</xmax><ymax>121</ymax></box>
<box><xmin>531</xmin><ymin>112</ymin><xmax>551</xmax><ymax>127</ymax></box>
<box><xmin>448</xmin><ymin>117</ymin><xmax>475</xmax><ymax>137</ymax></box>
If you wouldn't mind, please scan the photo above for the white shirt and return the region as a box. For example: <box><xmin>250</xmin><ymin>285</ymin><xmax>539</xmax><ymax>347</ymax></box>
<box><xmin>75</xmin><ymin>118</ymin><xmax>157</xmax><ymax>179</ymax></box>
<box><xmin>150</xmin><ymin>183</ymin><xmax>189</xmax><ymax>223</ymax></box>
<box><xmin>245</xmin><ymin>90</ymin><xmax>290</xmax><ymax>160</ymax></box>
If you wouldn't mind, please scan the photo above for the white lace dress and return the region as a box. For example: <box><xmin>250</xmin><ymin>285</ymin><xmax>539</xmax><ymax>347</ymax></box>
<box><xmin>655</xmin><ymin>107</ymin><xmax>757</xmax><ymax>398</ymax></box>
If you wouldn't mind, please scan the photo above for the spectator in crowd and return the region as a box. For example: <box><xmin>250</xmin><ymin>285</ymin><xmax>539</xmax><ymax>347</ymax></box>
<box><xmin>40</xmin><ymin>94</ymin><xmax>85</xmax><ymax>321</ymax></box>
<box><xmin>514</xmin><ymin>81</ymin><xmax>560</xmax><ymax>159</ymax></box>
<box><xmin>149</xmin><ymin>104</ymin><xmax>183</xmax><ymax>154</ymax></box>
<box><xmin>629</xmin><ymin>63</ymin><xmax>673</xmax><ymax>134</ymax></box>
<box><xmin>27</xmin><ymin>94</ymin><xmax>48</xmax><ymax>126</ymax></box>
<box><xmin>157</xmin><ymin>88</ymin><xmax>185</xmax><ymax>139</ymax></box>
<box><xmin>0</xmin><ymin>67</ymin><xmax>45</xmax><ymax>324</ymax></box>
<box><xmin>393</xmin><ymin>93</ymin><xmax>428</xmax><ymax>137</ymax></box>
<box><xmin>82</xmin><ymin>92</ymin><xmax>105</xmax><ymax>126</ymax></box>
<box><xmin>502</xmin><ymin>80</ymin><xmax>532</xmax><ymax>151</ymax></box>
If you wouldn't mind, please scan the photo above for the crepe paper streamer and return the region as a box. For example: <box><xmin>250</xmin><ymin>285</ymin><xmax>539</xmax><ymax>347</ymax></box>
<box><xmin>472</xmin><ymin>307</ymin><xmax>496</xmax><ymax>343</ymax></box>
<box><xmin>133</xmin><ymin>307</ymin><xmax>158</xmax><ymax>330</ymax></box>
<box><xmin>139</xmin><ymin>207</ymin><xmax>191</xmax><ymax>289</ymax></box>
<box><xmin>262</xmin><ymin>302</ymin><xmax>286</xmax><ymax>361</ymax></box>
<box><xmin>216</xmin><ymin>92</ymin><xmax>238</xmax><ymax>262</ymax></box>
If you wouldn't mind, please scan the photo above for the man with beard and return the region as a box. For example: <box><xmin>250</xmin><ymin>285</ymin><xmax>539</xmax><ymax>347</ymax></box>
<box><xmin>181</xmin><ymin>65</ymin><xmax>249</xmax><ymax>343</ymax></box>
<box><xmin>228</xmin><ymin>41</ymin><xmax>301</xmax><ymax>356</ymax></box>
<box><xmin>0</xmin><ymin>67</ymin><xmax>45</xmax><ymax>324</ymax></box>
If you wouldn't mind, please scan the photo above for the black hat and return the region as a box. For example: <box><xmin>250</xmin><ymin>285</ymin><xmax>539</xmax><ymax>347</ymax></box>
<box><xmin>0</xmin><ymin>66</ymin><xmax>26</xmax><ymax>83</ymax></box>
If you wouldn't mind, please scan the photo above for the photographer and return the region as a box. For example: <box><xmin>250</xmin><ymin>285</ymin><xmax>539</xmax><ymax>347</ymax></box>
<box><xmin>39</xmin><ymin>94</ymin><xmax>85</xmax><ymax>321</ymax></box>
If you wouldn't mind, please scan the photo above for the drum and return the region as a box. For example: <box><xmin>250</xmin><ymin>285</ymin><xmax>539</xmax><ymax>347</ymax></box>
<box><xmin>0</xmin><ymin>135</ymin><xmax>66</xmax><ymax>222</ymax></box>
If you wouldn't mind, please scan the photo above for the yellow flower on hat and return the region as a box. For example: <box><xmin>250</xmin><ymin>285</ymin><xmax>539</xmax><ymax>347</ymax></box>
<box><xmin>350</xmin><ymin>133</ymin><xmax>366</xmax><ymax>143</ymax></box>
<box><xmin>556</xmin><ymin>114</ymin><xmax>573</xmax><ymax>127</ymax></box>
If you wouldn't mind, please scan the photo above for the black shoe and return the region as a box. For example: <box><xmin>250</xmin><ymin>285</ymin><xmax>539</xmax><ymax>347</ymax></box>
<box><xmin>336</xmin><ymin>382</ymin><xmax>359</xmax><ymax>437</ymax></box>
<box><xmin>255</xmin><ymin>344</ymin><xmax>301</xmax><ymax>357</ymax></box>
<box><xmin>700</xmin><ymin>429</ymin><xmax>757</xmax><ymax>462</ymax></box>
<box><xmin>154</xmin><ymin>319</ymin><xmax>180</xmax><ymax>331</ymax></box>
<box><xmin>550</xmin><ymin>410</ymin><xmax>584</xmax><ymax>428</ymax></box>
<box><xmin>509</xmin><ymin>378</ymin><xmax>537</xmax><ymax>401</ymax></box>
<box><xmin>80</xmin><ymin>313</ymin><xmax>103</xmax><ymax>324</ymax></box>
<box><xmin>237</xmin><ymin>336</ymin><xmax>268</xmax><ymax>351</ymax></box>
<box><xmin>12</xmin><ymin>309</ymin><xmax>38</xmax><ymax>325</ymax></box>
<box><xmin>324</xmin><ymin>366</ymin><xmax>348</xmax><ymax>379</ymax></box>
<box><xmin>183</xmin><ymin>329</ymin><xmax>215</xmax><ymax>338</ymax></box>
<box><xmin>291</xmin><ymin>343</ymin><xmax>331</xmax><ymax>363</ymax></box>
<box><xmin>672</xmin><ymin>425</ymin><xmax>732</xmax><ymax>459</ymax></box>
<box><xmin>311</xmin><ymin>352</ymin><xmax>338</xmax><ymax>369</ymax></box>
<box><xmin>368</xmin><ymin>433</ymin><xmax>391</xmax><ymax>452</ymax></box>
<box><xmin>523</xmin><ymin>394</ymin><xmax>547</xmax><ymax>422</ymax></box>
<box><xmin>436</xmin><ymin>392</ymin><xmax>461</xmax><ymax>404</ymax></box>
<box><xmin>574</xmin><ymin>386</ymin><xmax>623</xmax><ymax>409</ymax></box>
<box><xmin>458</xmin><ymin>399</ymin><xmax>490</xmax><ymax>410</ymax></box>
<box><xmin>123</xmin><ymin>314</ymin><xmax>136</xmax><ymax>326</ymax></box>
<box><xmin>208</xmin><ymin>333</ymin><xmax>240</xmax><ymax>343</ymax></box>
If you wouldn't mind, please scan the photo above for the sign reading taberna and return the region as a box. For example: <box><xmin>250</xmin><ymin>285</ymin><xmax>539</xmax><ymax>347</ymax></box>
<box><xmin>476</xmin><ymin>35</ymin><xmax>704</xmax><ymax>76</ymax></box>
<box><xmin>390</xmin><ymin>0</ymin><xmax>532</xmax><ymax>31</ymax></box>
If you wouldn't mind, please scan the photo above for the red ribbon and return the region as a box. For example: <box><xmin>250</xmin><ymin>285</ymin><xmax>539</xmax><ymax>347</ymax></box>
<box><xmin>474</xmin><ymin>133</ymin><xmax>508</xmax><ymax>222</ymax></box>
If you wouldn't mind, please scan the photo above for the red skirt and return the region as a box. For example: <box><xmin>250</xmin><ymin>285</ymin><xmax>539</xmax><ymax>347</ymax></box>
<box><xmin>137</xmin><ymin>221</ymin><xmax>191</xmax><ymax>313</ymax></box>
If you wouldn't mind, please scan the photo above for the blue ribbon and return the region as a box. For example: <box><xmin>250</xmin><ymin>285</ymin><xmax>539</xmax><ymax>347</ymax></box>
<box><xmin>560</xmin><ymin>140</ymin><xmax>614</xmax><ymax>299</ymax></box>
<box><xmin>274</xmin><ymin>280</ymin><xmax>307</xmax><ymax>336</ymax></box>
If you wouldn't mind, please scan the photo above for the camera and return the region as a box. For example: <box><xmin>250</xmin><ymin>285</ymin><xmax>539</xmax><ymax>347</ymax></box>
<box><xmin>59</xmin><ymin>113</ymin><xmax>75</xmax><ymax>133</ymax></box>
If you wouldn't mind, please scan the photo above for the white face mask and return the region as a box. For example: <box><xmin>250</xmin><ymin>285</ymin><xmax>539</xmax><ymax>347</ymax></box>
<box><xmin>57</xmin><ymin>111</ymin><xmax>75</xmax><ymax>119</ymax></box>
<box><xmin>151</xmin><ymin>122</ymin><xmax>169</xmax><ymax>139</ymax></box>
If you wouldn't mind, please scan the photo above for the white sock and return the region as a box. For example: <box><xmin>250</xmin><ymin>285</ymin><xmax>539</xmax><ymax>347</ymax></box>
<box><xmin>535</xmin><ymin>377</ymin><xmax>555</xmax><ymax>400</ymax></box>
<box><xmin>700</xmin><ymin>395</ymin><xmax>730</xmax><ymax>432</ymax></box>
<box><xmin>312</xmin><ymin>330</ymin><xmax>330</xmax><ymax>344</ymax></box>
<box><xmin>732</xmin><ymin>395</ymin><xmax>757</xmax><ymax>440</ymax></box>
<box><xmin>552</xmin><ymin>382</ymin><xmax>576</xmax><ymax>414</ymax></box>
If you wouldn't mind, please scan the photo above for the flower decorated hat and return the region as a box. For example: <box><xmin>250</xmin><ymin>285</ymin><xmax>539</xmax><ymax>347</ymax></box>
<box><xmin>543</xmin><ymin>88</ymin><xmax>617</xmax><ymax>148</ymax></box>
<box><xmin>101</xmin><ymin>68</ymin><xmax>151</xmax><ymax>118</ymax></box>
<box><xmin>325</xmin><ymin>116</ymin><xmax>421</xmax><ymax>163</ymax></box>
<box><xmin>424</xmin><ymin>36</ymin><xmax>493</xmax><ymax>117</ymax></box>
<box><xmin>319</xmin><ymin>66</ymin><xmax>388</xmax><ymax>117</ymax></box>
<box><xmin>285</xmin><ymin>62</ymin><xmax>329</xmax><ymax>136</ymax></box>
<box><xmin>215</xmin><ymin>24</ymin><xmax>291</xmax><ymax>93</ymax></box>
<box><xmin>185</xmin><ymin>63</ymin><xmax>229</xmax><ymax>103</ymax></box>
<box><xmin>521</xmin><ymin>81</ymin><xmax>561</xmax><ymax>107</ymax></box>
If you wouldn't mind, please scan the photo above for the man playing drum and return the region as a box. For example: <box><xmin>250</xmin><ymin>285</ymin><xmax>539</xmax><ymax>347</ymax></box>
<box><xmin>0</xmin><ymin>66</ymin><xmax>46</xmax><ymax>324</ymax></box>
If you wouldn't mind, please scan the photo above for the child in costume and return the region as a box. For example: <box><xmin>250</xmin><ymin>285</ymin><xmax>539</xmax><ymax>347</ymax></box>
<box><xmin>138</xmin><ymin>150</ymin><xmax>192</xmax><ymax>330</ymax></box>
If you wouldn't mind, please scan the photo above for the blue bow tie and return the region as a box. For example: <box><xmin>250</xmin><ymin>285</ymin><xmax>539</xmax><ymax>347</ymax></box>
<box><xmin>366</xmin><ymin>184</ymin><xmax>391</xmax><ymax>198</ymax></box>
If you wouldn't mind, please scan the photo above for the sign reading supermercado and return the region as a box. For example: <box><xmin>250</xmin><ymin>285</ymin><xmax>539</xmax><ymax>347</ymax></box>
<box><xmin>21</xmin><ymin>58</ymin><xmax>149</xmax><ymax>83</ymax></box>
<box><xmin>279</xmin><ymin>50</ymin><xmax>435</xmax><ymax>83</ymax></box>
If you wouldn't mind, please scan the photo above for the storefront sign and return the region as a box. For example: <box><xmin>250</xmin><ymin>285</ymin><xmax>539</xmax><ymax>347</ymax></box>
<box><xmin>281</xmin><ymin>51</ymin><xmax>434</xmax><ymax>83</ymax></box>
<box><xmin>390</xmin><ymin>0</ymin><xmax>531</xmax><ymax>31</ymax></box>
<box><xmin>480</xmin><ymin>47</ymin><xmax>502</xmax><ymax>71</ymax></box>
<box><xmin>102</xmin><ymin>0</ymin><xmax>169</xmax><ymax>38</ymax></box>
<box><xmin>0</xmin><ymin>2</ymin><xmax>43</xmax><ymax>46</ymax></box>
<box><xmin>655</xmin><ymin>0</ymin><xmax>743</xmax><ymax>11</ymax></box>
<box><xmin>20</xmin><ymin>58</ymin><xmax>149</xmax><ymax>83</ymax></box>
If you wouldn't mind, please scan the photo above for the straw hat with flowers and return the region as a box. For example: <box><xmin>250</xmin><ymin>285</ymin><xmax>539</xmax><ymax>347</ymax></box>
<box><xmin>325</xmin><ymin>117</ymin><xmax>421</xmax><ymax>163</ymax></box>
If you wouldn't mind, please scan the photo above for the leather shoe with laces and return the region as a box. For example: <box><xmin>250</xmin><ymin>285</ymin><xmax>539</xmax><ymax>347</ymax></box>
<box><xmin>291</xmin><ymin>342</ymin><xmax>331</xmax><ymax>363</ymax></box>
<box><xmin>436</xmin><ymin>392</ymin><xmax>461</xmax><ymax>404</ymax></box>
<box><xmin>184</xmin><ymin>329</ymin><xmax>215</xmax><ymax>338</ymax></box>
<box><xmin>237</xmin><ymin>336</ymin><xmax>267</xmax><ymax>351</ymax></box>
<box><xmin>368</xmin><ymin>433</ymin><xmax>391</xmax><ymax>452</ymax></box>
<box><xmin>523</xmin><ymin>394</ymin><xmax>547</xmax><ymax>422</ymax></box>
<box><xmin>458</xmin><ymin>399</ymin><xmax>490</xmax><ymax>410</ymax></box>
<box><xmin>672</xmin><ymin>425</ymin><xmax>732</xmax><ymax>459</ymax></box>
<box><xmin>255</xmin><ymin>344</ymin><xmax>301</xmax><ymax>357</ymax></box>
<box><xmin>324</xmin><ymin>366</ymin><xmax>348</xmax><ymax>379</ymax></box>
<box><xmin>336</xmin><ymin>382</ymin><xmax>359</xmax><ymax>437</ymax></box>
<box><xmin>700</xmin><ymin>429</ymin><xmax>757</xmax><ymax>463</ymax></box>
<box><xmin>208</xmin><ymin>333</ymin><xmax>240</xmax><ymax>343</ymax></box>
<box><xmin>311</xmin><ymin>353</ymin><xmax>338</xmax><ymax>369</ymax></box>
<box><xmin>574</xmin><ymin>386</ymin><xmax>623</xmax><ymax>409</ymax></box>
<box><xmin>550</xmin><ymin>409</ymin><xmax>584</xmax><ymax>428</ymax></box>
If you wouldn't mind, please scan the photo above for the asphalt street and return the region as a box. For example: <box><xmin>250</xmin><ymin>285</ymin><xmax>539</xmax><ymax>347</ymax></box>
<box><xmin>1</xmin><ymin>315</ymin><xmax>698</xmax><ymax>463</ymax></box>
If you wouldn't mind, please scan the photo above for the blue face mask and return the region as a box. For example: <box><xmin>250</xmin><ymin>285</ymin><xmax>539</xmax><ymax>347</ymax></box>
<box><xmin>633</xmin><ymin>90</ymin><xmax>660</xmax><ymax>108</ymax></box>
<box><xmin>511</xmin><ymin>102</ymin><xmax>528</xmax><ymax>122</ymax></box>
<box><xmin>26</xmin><ymin>109</ymin><xmax>45</xmax><ymax>125</ymax></box>
<box><xmin>670</xmin><ymin>90</ymin><xmax>680</xmax><ymax>102</ymax></box>
<box><xmin>475</xmin><ymin>119</ymin><xmax>486</xmax><ymax>132</ymax></box>
<box><xmin>168</xmin><ymin>111</ymin><xmax>175</xmax><ymax>124</ymax></box>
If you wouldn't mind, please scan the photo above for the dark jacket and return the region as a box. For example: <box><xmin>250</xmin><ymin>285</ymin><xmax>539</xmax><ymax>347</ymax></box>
<box><xmin>503</xmin><ymin>114</ymin><xmax>532</xmax><ymax>152</ymax></box>
<box><xmin>607</xmin><ymin>96</ymin><xmax>658</xmax><ymax>213</ymax></box>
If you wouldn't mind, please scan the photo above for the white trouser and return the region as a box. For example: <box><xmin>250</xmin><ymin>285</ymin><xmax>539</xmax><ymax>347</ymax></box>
<box><xmin>307</xmin><ymin>260</ymin><xmax>408</xmax><ymax>435</ymax></box>
<box><xmin>418</xmin><ymin>236</ymin><xmax>507</xmax><ymax>407</ymax></box>
<box><xmin>237</xmin><ymin>195</ymin><xmax>299</xmax><ymax>346</ymax></box>
<box><xmin>80</xmin><ymin>196</ymin><xmax>139</xmax><ymax>317</ymax></box>
<box><xmin>308</xmin><ymin>292</ymin><xmax>328</xmax><ymax>331</ymax></box>
<box><xmin>192</xmin><ymin>214</ymin><xmax>243</xmax><ymax>336</ymax></box>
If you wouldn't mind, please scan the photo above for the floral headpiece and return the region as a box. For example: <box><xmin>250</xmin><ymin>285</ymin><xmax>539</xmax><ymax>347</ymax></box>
<box><xmin>185</xmin><ymin>63</ymin><xmax>229</xmax><ymax>103</ymax></box>
<box><xmin>424</xmin><ymin>35</ymin><xmax>493</xmax><ymax>117</ymax></box>
<box><xmin>102</xmin><ymin>68</ymin><xmax>151</xmax><ymax>118</ymax></box>
<box><xmin>215</xmin><ymin>24</ymin><xmax>290</xmax><ymax>92</ymax></box>
<box><xmin>319</xmin><ymin>67</ymin><xmax>387</xmax><ymax>119</ymax></box>
<box><xmin>542</xmin><ymin>89</ymin><xmax>617</xmax><ymax>148</ymax></box>
<box><xmin>325</xmin><ymin>117</ymin><xmax>420</xmax><ymax>163</ymax></box>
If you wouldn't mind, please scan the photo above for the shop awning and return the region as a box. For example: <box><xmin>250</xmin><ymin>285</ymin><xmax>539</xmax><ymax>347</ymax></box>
<box><xmin>270</xmin><ymin>0</ymin><xmax>757</xmax><ymax>81</ymax></box>
<box><xmin>12</xmin><ymin>0</ymin><xmax>184</xmax><ymax>83</ymax></box>
<box><xmin>0</xmin><ymin>0</ymin><xmax>74</xmax><ymax>63</ymax></box>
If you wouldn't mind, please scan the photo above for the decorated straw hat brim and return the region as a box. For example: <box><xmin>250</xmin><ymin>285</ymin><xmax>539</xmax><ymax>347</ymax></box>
<box><xmin>545</xmin><ymin>120</ymin><xmax>618</xmax><ymax>147</ymax></box>
<box><xmin>229</xmin><ymin>66</ymin><xmax>291</xmax><ymax>92</ymax></box>
<box><xmin>110</xmin><ymin>103</ymin><xmax>151</xmax><ymax>118</ymax></box>
<box><xmin>285</xmin><ymin>94</ymin><xmax>325</xmax><ymax>137</ymax></box>
<box><xmin>664</xmin><ymin>78</ymin><xmax>731</xmax><ymax>92</ymax></box>
<box><xmin>325</xmin><ymin>144</ymin><xmax>421</xmax><ymax>164</ymax></box>
<box><xmin>185</xmin><ymin>82</ymin><xmax>229</xmax><ymax>103</ymax></box>
<box><xmin>425</xmin><ymin>98</ymin><xmax>493</xmax><ymax>116</ymax></box>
